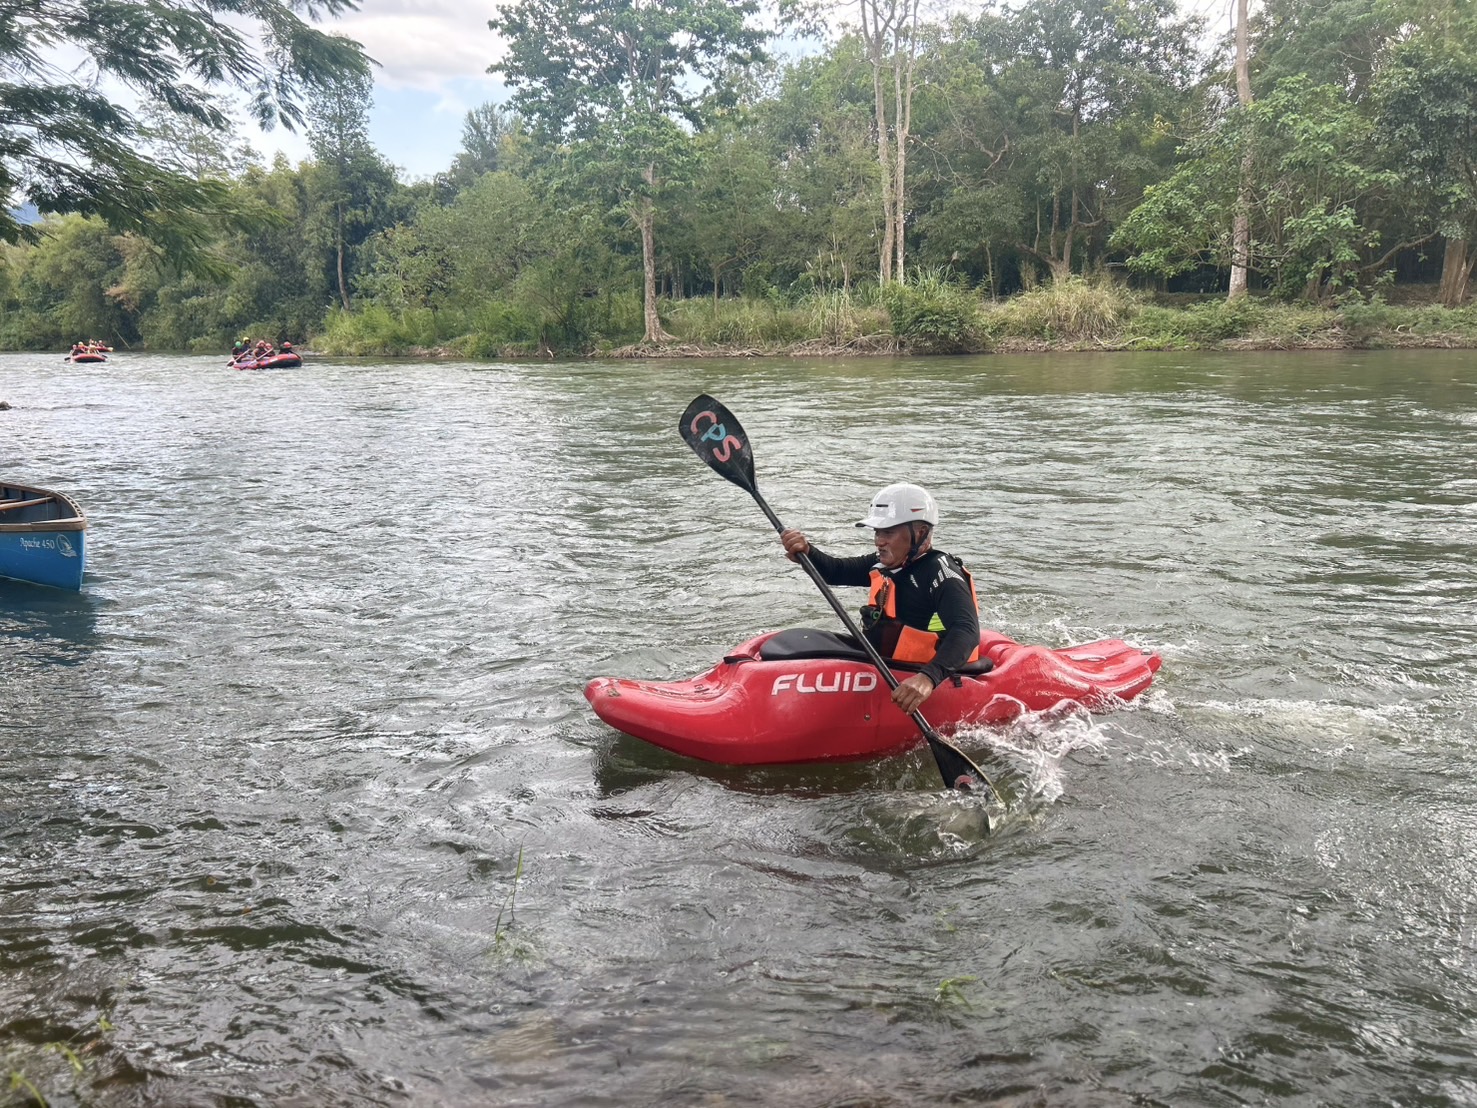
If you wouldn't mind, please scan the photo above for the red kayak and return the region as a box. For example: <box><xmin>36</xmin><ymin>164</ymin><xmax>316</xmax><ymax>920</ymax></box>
<box><xmin>585</xmin><ymin>627</ymin><xmax>1161</xmax><ymax>766</ymax></box>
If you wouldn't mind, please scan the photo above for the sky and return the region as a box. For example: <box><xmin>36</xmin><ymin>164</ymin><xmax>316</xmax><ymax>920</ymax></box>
<box><xmin>246</xmin><ymin>0</ymin><xmax>827</xmax><ymax>181</ymax></box>
<box><xmin>243</xmin><ymin>0</ymin><xmax>511</xmax><ymax>181</ymax></box>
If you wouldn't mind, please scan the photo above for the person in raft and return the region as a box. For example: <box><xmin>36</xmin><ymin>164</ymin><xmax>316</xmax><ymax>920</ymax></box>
<box><xmin>779</xmin><ymin>482</ymin><xmax>980</xmax><ymax>715</ymax></box>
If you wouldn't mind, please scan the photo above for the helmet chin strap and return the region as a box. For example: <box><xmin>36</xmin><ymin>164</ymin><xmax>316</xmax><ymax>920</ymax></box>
<box><xmin>904</xmin><ymin>523</ymin><xmax>931</xmax><ymax>566</ymax></box>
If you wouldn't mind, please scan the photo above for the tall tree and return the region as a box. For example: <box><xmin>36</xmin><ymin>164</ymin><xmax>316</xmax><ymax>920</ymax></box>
<box><xmin>490</xmin><ymin>0</ymin><xmax>767</xmax><ymax>344</ymax></box>
<box><xmin>782</xmin><ymin>0</ymin><xmax>921</xmax><ymax>284</ymax></box>
<box><xmin>0</xmin><ymin>0</ymin><xmax>370</xmax><ymax>267</ymax></box>
<box><xmin>457</xmin><ymin>103</ymin><xmax>513</xmax><ymax>177</ymax></box>
<box><xmin>1113</xmin><ymin>78</ymin><xmax>1401</xmax><ymax>298</ymax></box>
<box><xmin>1228</xmin><ymin>0</ymin><xmax>1253</xmax><ymax>300</ymax></box>
<box><xmin>862</xmin><ymin>0</ymin><xmax>915</xmax><ymax>283</ymax></box>
<box><xmin>12</xmin><ymin>216</ymin><xmax>133</xmax><ymax>347</ymax></box>
<box><xmin>666</xmin><ymin>123</ymin><xmax>786</xmax><ymax>304</ymax></box>
<box><xmin>1251</xmin><ymin>0</ymin><xmax>1400</xmax><ymax>98</ymax></box>
<box><xmin>906</xmin><ymin>13</ymin><xmax>1021</xmax><ymax>291</ymax></box>
<box><xmin>136</xmin><ymin>95</ymin><xmax>257</xmax><ymax>181</ymax></box>
<box><xmin>435</xmin><ymin>102</ymin><xmax>524</xmax><ymax>200</ymax></box>
<box><xmin>994</xmin><ymin>0</ymin><xmax>1201</xmax><ymax>283</ymax></box>
<box><xmin>1373</xmin><ymin>41</ymin><xmax>1477</xmax><ymax>306</ymax></box>
<box><xmin>306</xmin><ymin>69</ymin><xmax>399</xmax><ymax>311</ymax></box>
<box><xmin>750</xmin><ymin>47</ymin><xmax>879</xmax><ymax>291</ymax></box>
<box><xmin>858</xmin><ymin>0</ymin><xmax>921</xmax><ymax>283</ymax></box>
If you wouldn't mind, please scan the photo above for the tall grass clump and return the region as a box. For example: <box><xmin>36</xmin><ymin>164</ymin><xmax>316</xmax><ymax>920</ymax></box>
<box><xmin>984</xmin><ymin>278</ymin><xmax>1140</xmax><ymax>343</ymax></box>
<box><xmin>1405</xmin><ymin>303</ymin><xmax>1477</xmax><ymax>342</ymax></box>
<box><xmin>1334</xmin><ymin>294</ymin><xmax>1401</xmax><ymax>344</ymax></box>
<box><xmin>1121</xmin><ymin>296</ymin><xmax>1269</xmax><ymax>346</ymax></box>
<box><xmin>317</xmin><ymin>304</ymin><xmax>442</xmax><ymax>355</ymax></box>
<box><xmin>881</xmin><ymin>269</ymin><xmax>981</xmax><ymax>353</ymax></box>
<box><xmin>1183</xmin><ymin>296</ymin><xmax>1268</xmax><ymax>340</ymax></box>
<box><xmin>663</xmin><ymin>297</ymin><xmax>807</xmax><ymax>347</ymax></box>
<box><xmin>446</xmin><ymin>301</ymin><xmax>542</xmax><ymax>358</ymax></box>
<box><xmin>799</xmin><ymin>287</ymin><xmax>891</xmax><ymax>346</ymax></box>
<box><xmin>1119</xmin><ymin>305</ymin><xmax>1195</xmax><ymax>348</ymax></box>
<box><xmin>1241</xmin><ymin>301</ymin><xmax>1341</xmax><ymax>346</ymax></box>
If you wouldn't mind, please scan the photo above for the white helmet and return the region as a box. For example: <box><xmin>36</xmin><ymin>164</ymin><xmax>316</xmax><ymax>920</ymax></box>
<box><xmin>856</xmin><ymin>482</ymin><xmax>939</xmax><ymax>529</ymax></box>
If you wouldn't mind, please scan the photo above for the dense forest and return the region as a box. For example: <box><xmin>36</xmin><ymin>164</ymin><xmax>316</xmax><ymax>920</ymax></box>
<box><xmin>3</xmin><ymin>0</ymin><xmax>1476</xmax><ymax>356</ymax></box>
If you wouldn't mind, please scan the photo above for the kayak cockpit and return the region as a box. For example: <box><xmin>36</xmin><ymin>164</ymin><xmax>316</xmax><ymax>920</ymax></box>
<box><xmin>741</xmin><ymin>626</ymin><xmax>994</xmax><ymax>676</ymax></box>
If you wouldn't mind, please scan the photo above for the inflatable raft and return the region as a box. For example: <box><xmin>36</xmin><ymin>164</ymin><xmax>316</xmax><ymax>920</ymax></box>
<box><xmin>585</xmin><ymin>627</ymin><xmax>1161</xmax><ymax>765</ymax></box>
<box><xmin>230</xmin><ymin>352</ymin><xmax>302</xmax><ymax>370</ymax></box>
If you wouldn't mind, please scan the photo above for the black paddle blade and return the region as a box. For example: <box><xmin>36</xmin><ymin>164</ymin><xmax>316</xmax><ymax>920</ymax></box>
<box><xmin>679</xmin><ymin>395</ymin><xmax>756</xmax><ymax>493</ymax></box>
<box><xmin>925</xmin><ymin>733</ymin><xmax>987</xmax><ymax>794</ymax></box>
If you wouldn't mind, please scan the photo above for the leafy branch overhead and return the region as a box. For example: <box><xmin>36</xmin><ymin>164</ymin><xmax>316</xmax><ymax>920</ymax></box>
<box><xmin>0</xmin><ymin>0</ymin><xmax>372</xmax><ymax>262</ymax></box>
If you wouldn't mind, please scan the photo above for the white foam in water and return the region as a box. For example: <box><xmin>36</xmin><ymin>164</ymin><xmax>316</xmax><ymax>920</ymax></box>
<box><xmin>1192</xmin><ymin>697</ymin><xmax>1420</xmax><ymax>745</ymax></box>
<box><xmin>957</xmin><ymin>700</ymin><xmax>1119</xmax><ymax>804</ymax></box>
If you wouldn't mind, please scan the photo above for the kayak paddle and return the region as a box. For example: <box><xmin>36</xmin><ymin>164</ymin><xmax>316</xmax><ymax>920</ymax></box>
<box><xmin>678</xmin><ymin>393</ymin><xmax>999</xmax><ymax>798</ymax></box>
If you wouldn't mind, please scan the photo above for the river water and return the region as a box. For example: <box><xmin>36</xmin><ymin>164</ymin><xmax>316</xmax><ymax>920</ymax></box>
<box><xmin>1</xmin><ymin>350</ymin><xmax>1474</xmax><ymax>1106</ymax></box>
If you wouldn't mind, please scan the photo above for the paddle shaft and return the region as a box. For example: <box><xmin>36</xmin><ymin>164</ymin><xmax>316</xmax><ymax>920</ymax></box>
<box><xmin>747</xmin><ymin>487</ymin><xmax>952</xmax><ymax>740</ymax></box>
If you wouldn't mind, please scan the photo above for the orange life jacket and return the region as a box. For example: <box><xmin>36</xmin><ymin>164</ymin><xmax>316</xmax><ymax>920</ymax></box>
<box><xmin>865</xmin><ymin>555</ymin><xmax>981</xmax><ymax>665</ymax></box>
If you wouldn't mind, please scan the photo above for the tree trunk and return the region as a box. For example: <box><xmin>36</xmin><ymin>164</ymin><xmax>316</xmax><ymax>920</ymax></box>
<box><xmin>892</xmin><ymin>64</ymin><xmax>907</xmax><ymax>281</ymax></box>
<box><xmin>639</xmin><ymin>180</ymin><xmax>671</xmax><ymax>345</ymax></box>
<box><xmin>1439</xmin><ymin>237</ymin><xmax>1472</xmax><ymax>307</ymax></box>
<box><xmin>891</xmin><ymin>1</ymin><xmax>916</xmax><ymax>283</ymax></box>
<box><xmin>1228</xmin><ymin>0</ymin><xmax>1253</xmax><ymax>301</ymax></box>
<box><xmin>862</xmin><ymin>0</ymin><xmax>919</xmax><ymax>285</ymax></box>
<box><xmin>1062</xmin><ymin>181</ymin><xmax>1078</xmax><ymax>279</ymax></box>
<box><xmin>868</xmin><ymin>27</ymin><xmax>894</xmax><ymax>284</ymax></box>
<box><xmin>1048</xmin><ymin>193</ymin><xmax>1071</xmax><ymax>282</ymax></box>
<box><xmin>336</xmin><ymin>204</ymin><xmax>351</xmax><ymax>311</ymax></box>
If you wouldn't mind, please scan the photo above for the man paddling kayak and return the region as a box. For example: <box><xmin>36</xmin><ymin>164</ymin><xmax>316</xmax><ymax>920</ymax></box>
<box><xmin>780</xmin><ymin>482</ymin><xmax>981</xmax><ymax>715</ymax></box>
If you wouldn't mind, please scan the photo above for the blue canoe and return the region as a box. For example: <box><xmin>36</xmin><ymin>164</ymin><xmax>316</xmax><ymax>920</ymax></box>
<box><xmin>0</xmin><ymin>483</ymin><xmax>87</xmax><ymax>590</ymax></box>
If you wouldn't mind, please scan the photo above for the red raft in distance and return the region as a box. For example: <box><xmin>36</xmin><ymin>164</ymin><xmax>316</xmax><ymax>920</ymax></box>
<box><xmin>584</xmin><ymin>627</ymin><xmax>1162</xmax><ymax>766</ymax></box>
<box><xmin>230</xmin><ymin>352</ymin><xmax>302</xmax><ymax>370</ymax></box>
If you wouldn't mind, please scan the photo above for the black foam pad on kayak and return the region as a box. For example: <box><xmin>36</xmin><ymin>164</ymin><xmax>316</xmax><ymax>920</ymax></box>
<box><xmin>756</xmin><ymin>627</ymin><xmax>994</xmax><ymax>676</ymax></box>
<box><xmin>758</xmin><ymin>627</ymin><xmax>871</xmax><ymax>662</ymax></box>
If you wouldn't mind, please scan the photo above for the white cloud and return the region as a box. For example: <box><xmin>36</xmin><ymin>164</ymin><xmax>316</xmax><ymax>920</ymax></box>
<box><xmin>234</xmin><ymin>3</ymin><xmax>509</xmax><ymax>177</ymax></box>
<box><xmin>330</xmin><ymin>1</ymin><xmax>507</xmax><ymax>91</ymax></box>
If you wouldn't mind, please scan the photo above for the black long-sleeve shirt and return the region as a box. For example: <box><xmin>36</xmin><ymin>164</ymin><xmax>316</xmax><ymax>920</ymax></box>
<box><xmin>804</xmin><ymin>547</ymin><xmax>980</xmax><ymax>687</ymax></box>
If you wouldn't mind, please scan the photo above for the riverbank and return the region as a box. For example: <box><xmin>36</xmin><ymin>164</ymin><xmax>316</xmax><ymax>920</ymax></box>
<box><xmin>614</xmin><ymin>283</ymin><xmax>1477</xmax><ymax>358</ymax></box>
<box><xmin>314</xmin><ymin>280</ymin><xmax>1477</xmax><ymax>361</ymax></box>
<box><xmin>606</xmin><ymin>323</ymin><xmax>1477</xmax><ymax>359</ymax></box>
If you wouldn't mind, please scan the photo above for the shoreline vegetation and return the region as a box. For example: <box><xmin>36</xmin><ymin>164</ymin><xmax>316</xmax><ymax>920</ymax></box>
<box><xmin>313</xmin><ymin>279</ymin><xmax>1477</xmax><ymax>361</ymax></box>
<box><xmin>9</xmin><ymin>8</ymin><xmax>1477</xmax><ymax>368</ymax></box>
<box><xmin>6</xmin><ymin>1</ymin><xmax>1477</xmax><ymax>372</ymax></box>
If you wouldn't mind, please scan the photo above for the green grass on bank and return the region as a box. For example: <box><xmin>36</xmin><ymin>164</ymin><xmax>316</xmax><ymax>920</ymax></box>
<box><xmin>311</xmin><ymin>279</ymin><xmax>1477</xmax><ymax>359</ymax></box>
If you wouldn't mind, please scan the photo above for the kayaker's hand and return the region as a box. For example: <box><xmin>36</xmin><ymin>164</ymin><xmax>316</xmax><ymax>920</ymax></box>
<box><xmin>892</xmin><ymin>672</ymin><xmax>936</xmax><ymax>714</ymax></box>
<box><xmin>780</xmin><ymin>528</ymin><xmax>811</xmax><ymax>563</ymax></box>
